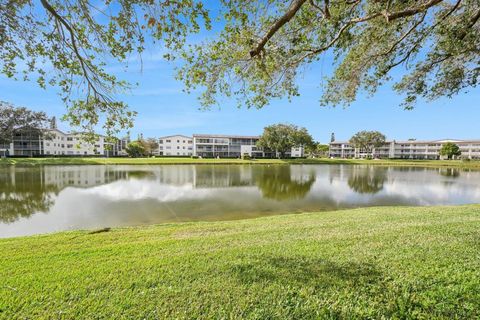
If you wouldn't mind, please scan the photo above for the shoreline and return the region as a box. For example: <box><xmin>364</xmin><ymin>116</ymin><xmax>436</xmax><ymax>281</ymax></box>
<box><xmin>1</xmin><ymin>157</ymin><xmax>480</xmax><ymax>169</ymax></box>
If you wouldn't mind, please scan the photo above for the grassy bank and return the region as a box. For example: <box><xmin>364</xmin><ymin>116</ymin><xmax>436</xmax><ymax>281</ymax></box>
<box><xmin>1</xmin><ymin>205</ymin><xmax>479</xmax><ymax>319</ymax></box>
<box><xmin>1</xmin><ymin>156</ymin><xmax>480</xmax><ymax>168</ymax></box>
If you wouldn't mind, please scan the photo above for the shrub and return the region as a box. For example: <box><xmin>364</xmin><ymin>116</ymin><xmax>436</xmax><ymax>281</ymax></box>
<box><xmin>242</xmin><ymin>153</ymin><xmax>251</xmax><ymax>160</ymax></box>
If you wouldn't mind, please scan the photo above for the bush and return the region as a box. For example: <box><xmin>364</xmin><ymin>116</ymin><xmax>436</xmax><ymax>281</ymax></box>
<box><xmin>242</xmin><ymin>153</ymin><xmax>251</xmax><ymax>160</ymax></box>
<box><xmin>191</xmin><ymin>155</ymin><xmax>199</xmax><ymax>159</ymax></box>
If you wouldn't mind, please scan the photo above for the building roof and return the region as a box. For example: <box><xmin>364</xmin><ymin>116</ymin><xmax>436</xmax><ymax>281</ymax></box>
<box><xmin>158</xmin><ymin>134</ymin><xmax>192</xmax><ymax>139</ymax></box>
<box><xmin>193</xmin><ymin>134</ymin><xmax>260</xmax><ymax>139</ymax></box>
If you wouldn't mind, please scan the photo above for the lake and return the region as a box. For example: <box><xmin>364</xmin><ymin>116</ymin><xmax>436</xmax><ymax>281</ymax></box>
<box><xmin>1</xmin><ymin>164</ymin><xmax>480</xmax><ymax>238</ymax></box>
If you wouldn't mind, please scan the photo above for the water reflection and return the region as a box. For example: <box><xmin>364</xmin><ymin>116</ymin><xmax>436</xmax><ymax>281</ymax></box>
<box><xmin>0</xmin><ymin>167</ymin><xmax>56</xmax><ymax>223</ymax></box>
<box><xmin>438</xmin><ymin>168</ymin><xmax>460</xmax><ymax>178</ymax></box>
<box><xmin>0</xmin><ymin>166</ymin><xmax>127</xmax><ymax>223</ymax></box>
<box><xmin>347</xmin><ymin>166</ymin><xmax>387</xmax><ymax>194</ymax></box>
<box><xmin>1</xmin><ymin>164</ymin><xmax>480</xmax><ymax>238</ymax></box>
<box><xmin>253</xmin><ymin>166</ymin><xmax>316</xmax><ymax>201</ymax></box>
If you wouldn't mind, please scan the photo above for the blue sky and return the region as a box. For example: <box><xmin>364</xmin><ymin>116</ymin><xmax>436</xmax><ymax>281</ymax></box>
<box><xmin>1</xmin><ymin>4</ymin><xmax>479</xmax><ymax>143</ymax></box>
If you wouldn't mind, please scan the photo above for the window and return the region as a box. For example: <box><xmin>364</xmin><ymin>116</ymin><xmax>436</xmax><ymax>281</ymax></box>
<box><xmin>183</xmin><ymin>140</ymin><xmax>185</xmax><ymax>143</ymax></box>
<box><xmin>67</xmin><ymin>137</ymin><xmax>73</xmax><ymax>141</ymax></box>
<box><xmin>177</xmin><ymin>146</ymin><xmax>180</xmax><ymax>149</ymax></box>
<box><xmin>159</xmin><ymin>140</ymin><xmax>163</xmax><ymax>144</ymax></box>
<box><xmin>177</xmin><ymin>140</ymin><xmax>180</xmax><ymax>143</ymax></box>
<box><xmin>166</xmin><ymin>140</ymin><xmax>171</xmax><ymax>143</ymax></box>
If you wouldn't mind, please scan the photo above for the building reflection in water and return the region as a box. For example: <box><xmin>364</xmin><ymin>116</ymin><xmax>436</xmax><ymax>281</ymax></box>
<box><xmin>0</xmin><ymin>166</ymin><xmax>127</xmax><ymax>223</ymax></box>
<box><xmin>2</xmin><ymin>164</ymin><xmax>480</xmax><ymax>238</ymax></box>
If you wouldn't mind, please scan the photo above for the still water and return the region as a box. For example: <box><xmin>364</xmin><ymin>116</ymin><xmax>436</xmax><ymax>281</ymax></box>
<box><xmin>1</xmin><ymin>164</ymin><xmax>480</xmax><ymax>238</ymax></box>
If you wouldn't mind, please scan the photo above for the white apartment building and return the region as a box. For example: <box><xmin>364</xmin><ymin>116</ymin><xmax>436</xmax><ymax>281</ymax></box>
<box><xmin>43</xmin><ymin>129</ymin><xmax>111</xmax><ymax>156</ymax></box>
<box><xmin>329</xmin><ymin>139</ymin><xmax>480</xmax><ymax>160</ymax></box>
<box><xmin>0</xmin><ymin>128</ymin><xmax>127</xmax><ymax>157</ymax></box>
<box><xmin>193</xmin><ymin>134</ymin><xmax>304</xmax><ymax>158</ymax></box>
<box><xmin>158</xmin><ymin>135</ymin><xmax>193</xmax><ymax>156</ymax></box>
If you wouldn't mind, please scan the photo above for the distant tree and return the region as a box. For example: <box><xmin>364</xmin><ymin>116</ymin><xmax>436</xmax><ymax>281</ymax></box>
<box><xmin>143</xmin><ymin>138</ymin><xmax>159</xmax><ymax>156</ymax></box>
<box><xmin>349</xmin><ymin>131</ymin><xmax>386</xmax><ymax>158</ymax></box>
<box><xmin>257</xmin><ymin>124</ymin><xmax>314</xmax><ymax>158</ymax></box>
<box><xmin>439</xmin><ymin>142</ymin><xmax>461</xmax><ymax>160</ymax></box>
<box><xmin>0</xmin><ymin>101</ymin><xmax>51</xmax><ymax>144</ymax></box>
<box><xmin>305</xmin><ymin>142</ymin><xmax>329</xmax><ymax>158</ymax></box>
<box><xmin>126</xmin><ymin>141</ymin><xmax>147</xmax><ymax>158</ymax></box>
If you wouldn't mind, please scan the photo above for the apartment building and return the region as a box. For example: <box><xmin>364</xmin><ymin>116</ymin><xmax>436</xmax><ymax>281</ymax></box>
<box><xmin>0</xmin><ymin>128</ymin><xmax>128</xmax><ymax>157</ymax></box>
<box><xmin>158</xmin><ymin>135</ymin><xmax>193</xmax><ymax>156</ymax></box>
<box><xmin>193</xmin><ymin>134</ymin><xmax>304</xmax><ymax>158</ymax></box>
<box><xmin>329</xmin><ymin>139</ymin><xmax>480</xmax><ymax>160</ymax></box>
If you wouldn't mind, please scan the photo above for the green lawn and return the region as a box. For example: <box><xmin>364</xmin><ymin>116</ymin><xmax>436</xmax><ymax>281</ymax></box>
<box><xmin>1</xmin><ymin>156</ymin><xmax>480</xmax><ymax>168</ymax></box>
<box><xmin>1</xmin><ymin>205</ymin><xmax>479</xmax><ymax>319</ymax></box>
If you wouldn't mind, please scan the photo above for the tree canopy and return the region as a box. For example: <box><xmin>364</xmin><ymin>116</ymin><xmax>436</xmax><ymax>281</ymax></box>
<box><xmin>142</xmin><ymin>138</ymin><xmax>159</xmax><ymax>156</ymax></box>
<box><xmin>305</xmin><ymin>142</ymin><xmax>330</xmax><ymax>158</ymax></box>
<box><xmin>349</xmin><ymin>130</ymin><xmax>386</xmax><ymax>155</ymax></box>
<box><xmin>1</xmin><ymin>1</ymin><xmax>479</xmax><ymax>136</ymax></box>
<box><xmin>0</xmin><ymin>101</ymin><xmax>52</xmax><ymax>143</ymax></box>
<box><xmin>439</xmin><ymin>142</ymin><xmax>461</xmax><ymax>159</ymax></box>
<box><xmin>1</xmin><ymin>0</ymin><xmax>210</xmax><ymax>139</ymax></box>
<box><xmin>257</xmin><ymin>123</ymin><xmax>313</xmax><ymax>158</ymax></box>
<box><xmin>126</xmin><ymin>140</ymin><xmax>147</xmax><ymax>158</ymax></box>
<box><xmin>179</xmin><ymin>0</ymin><xmax>480</xmax><ymax>110</ymax></box>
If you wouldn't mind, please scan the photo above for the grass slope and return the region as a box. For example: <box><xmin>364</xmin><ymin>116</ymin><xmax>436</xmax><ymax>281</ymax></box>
<box><xmin>1</xmin><ymin>205</ymin><xmax>479</xmax><ymax>319</ymax></box>
<box><xmin>1</xmin><ymin>156</ymin><xmax>480</xmax><ymax>169</ymax></box>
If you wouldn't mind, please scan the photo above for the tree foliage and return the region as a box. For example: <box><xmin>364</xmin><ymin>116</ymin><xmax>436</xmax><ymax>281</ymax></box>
<box><xmin>125</xmin><ymin>140</ymin><xmax>147</xmax><ymax>158</ymax></box>
<box><xmin>1</xmin><ymin>0</ymin><xmax>478</xmax><ymax>136</ymax></box>
<box><xmin>142</xmin><ymin>138</ymin><xmax>159</xmax><ymax>156</ymax></box>
<box><xmin>0</xmin><ymin>0</ymin><xmax>210</xmax><ymax>140</ymax></box>
<box><xmin>439</xmin><ymin>142</ymin><xmax>461</xmax><ymax>159</ymax></box>
<box><xmin>305</xmin><ymin>142</ymin><xmax>330</xmax><ymax>158</ymax></box>
<box><xmin>178</xmin><ymin>0</ymin><xmax>480</xmax><ymax>110</ymax></box>
<box><xmin>0</xmin><ymin>101</ymin><xmax>51</xmax><ymax>143</ymax></box>
<box><xmin>257</xmin><ymin>123</ymin><xmax>313</xmax><ymax>158</ymax></box>
<box><xmin>349</xmin><ymin>130</ymin><xmax>386</xmax><ymax>155</ymax></box>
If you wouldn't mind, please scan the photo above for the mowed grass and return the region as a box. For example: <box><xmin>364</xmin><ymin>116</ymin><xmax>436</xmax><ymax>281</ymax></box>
<box><xmin>2</xmin><ymin>156</ymin><xmax>480</xmax><ymax>169</ymax></box>
<box><xmin>1</xmin><ymin>205</ymin><xmax>479</xmax><ymax>319</ymax></box>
